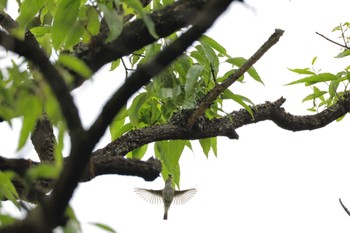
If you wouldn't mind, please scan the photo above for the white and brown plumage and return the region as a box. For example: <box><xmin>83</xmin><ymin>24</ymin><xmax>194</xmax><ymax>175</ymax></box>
<box><xmin>134</xmin><ymin>175</ymin><xmax>197</xmax><ymax>220</ymax></box>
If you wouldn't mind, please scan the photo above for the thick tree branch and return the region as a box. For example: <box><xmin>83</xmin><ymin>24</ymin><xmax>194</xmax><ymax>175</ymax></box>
<box><xmin>188</xmin><ymin>28</ymin><xmax>284</xmax><ymax>127</ymax></box>
<box><xmin>3</xmin><ymin>92</ymin><xmax>350</xmax><ymax>205</ymax></box>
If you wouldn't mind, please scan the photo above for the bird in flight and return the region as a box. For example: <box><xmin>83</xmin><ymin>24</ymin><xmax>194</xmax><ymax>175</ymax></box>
<box><xmin>134</xmin><ymin>174</ymin><xmax>197</xmax><ymax>220</ymax></box>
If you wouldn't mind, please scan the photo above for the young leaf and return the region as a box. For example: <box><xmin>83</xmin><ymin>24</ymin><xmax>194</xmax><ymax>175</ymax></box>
<box><xmin>89</xmin><ymin>222</ymin><xmax>117</xmax><ymax>233</ymax></box>
<box><xmin>288</xmin><ymin>68</ymin><xmax>316</xmax><ymax>75</ymax></box>
<box><xmin>286</xmin><ymin>73</ymin><xmax>338</xmax><ymax>86</ymax></box>
<box><xmin>52</xmin><ymin>0</ymin><xmax>80</xmax><ymax>50</ymax></box>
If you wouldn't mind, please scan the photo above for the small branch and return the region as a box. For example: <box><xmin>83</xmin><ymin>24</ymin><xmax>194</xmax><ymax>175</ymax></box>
<box><xmin>188</xmin><ymin>28</ymin><xmax>284</xmax><ymax>127</ymax></box>
<box><xmin>315</xmin><ymin>31</ymin><xmax>350</xmax><ymax>49</ymax></box>
<box><xmin>339</xmin><ymin>198</ymin><xmax>350</xmax><ymax>217</ymax></box>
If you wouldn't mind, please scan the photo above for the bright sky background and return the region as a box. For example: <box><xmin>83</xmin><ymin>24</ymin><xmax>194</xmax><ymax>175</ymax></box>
<box><xmin>2</xmin><ymin>0</ymin><xmax>350</xmax><ymax>232</ymax></box>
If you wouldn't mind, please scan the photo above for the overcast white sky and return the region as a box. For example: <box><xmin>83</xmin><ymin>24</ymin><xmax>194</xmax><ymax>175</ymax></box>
<box><xmin>2</xmin><ymin>0</ymin><xmax>350</xmax><ymax>232</ymax></box>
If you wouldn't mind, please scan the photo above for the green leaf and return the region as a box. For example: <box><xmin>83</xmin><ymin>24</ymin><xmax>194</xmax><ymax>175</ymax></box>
<box><xmin>52</xmin><ymin>0</ymin><xmax>80</xmax><ymax>49</ymax></box>
<box><xmin>223</xmin><ymin>89</ymin><xmax>254</xmax><ymax>119</ymax></box>
<box><xmin>155</xmin><ymin>140</ymin><xmax>185</xmax><ymax>187</ymax></box>
<box><xmin>217</xmin><ymin>69</ymin><xmax>235</xmax><ymax>83</ymax></box>
<box><xmin>98</xmin><ymin>3</ymin><xmax>123</xmax><ymax>42</ymax></box>
<box><xmin>58</xmin><ymin>54</ymin><xmax>92</xmax><ymax>78</ymax></box>
<box><xmin>0</xmin><ymin>214</ymin><xmax>17</xmax><ymax>227</ymax></box>
<box><xmin>286</xmin><ymin>73</ymin><xmax>338</xmax><ymax>86</ymax></box>
<box><xmin>0</xmin><ymin>0</ymin><xmax>8</xmax><ymax>10</ymax></box>
<box><xmin>64</xmin><ymin>21</ymin><xmax>85</xmax><ymax>49</ymax></box>
<box><xmin>311</xmin><ymin>56</ymin><xmax>318</xmax><ymax>65</ymax></box>
<box><xmin>211</xmin><ymin>137</ymin><xmax>217</xmax><ymax>157</ymax></box>
<box><xmin>110</xmin><ymin>59</ymin><xmax>121</xmax><ymax>71</ymax></box>
<box><xmin>128</xmin><ymin>93</ymin><xmax>147</xmax><ymax>126</ymax></box>
<box><xmin>128</xmin><ymin>144</ymin><xmax>148</xmax><ymax>159</ymax></box>
<box><xmin>26</xmin><ymin>164</ymin><xmax>61</xmax><ymax>180</ymax></box>
<box><xmin>89</xmin><ymin>222</ymin><xmax>117</xmax><ymax>233</ymax></box>
<box><xmin>16</xmin><ymin>0</ymin><xmax>45</xmax><ymax>28</ymax></box>
<box><xmin>288</xmin><ymin>68</ymin><xmax>316</xmax><ymax>75</ymax></box>
<box><xmin>185</xmin><ymin>64</ymin><xmax>203</xmax><ymax>94</ymax></box>
<box><xmin>0</xmin><ymin>171</ymin><xmax>19</xmax><ymax>209</ymax></box>
<box><xmin>335</xmin><ymin>49</ymin><xmax>350</xmax><ymax>58</ymax></box>
<box><xmin>121</xmin><ymin>0</ymin><xmax>158</xmax><ymax>38</ymax></box>
<box><xmin>302</xmin><ymin>91</ymin><xmax>327</xmax><ymax>103</ymax></box>
<box><xmin>110</xmin><ymin>107</ymin><xmax>132</xmax><ymax>140</ymax></box>
<box><xmin>200</xmin><ymin>35</ymin><xmax>228</xmax><ymax>56</ymax></box>
<box><xmin>79</xmin><ymin>5</ymin><xmax>100</xmax><ymax>36</ymax></box>
<box><xmin>199</xmin><ymin>138</ymin><xmax>211</xmax><ymax>157</ymax></box>
<box><xmin>18</xmin><ymin>97</ymin><xmax>41</xmax><ymax>150</ymax></box>
<box><xmin>226</xmin><ymin>57</ymin><xmax>263</xmax><ymax>84</ymax></box>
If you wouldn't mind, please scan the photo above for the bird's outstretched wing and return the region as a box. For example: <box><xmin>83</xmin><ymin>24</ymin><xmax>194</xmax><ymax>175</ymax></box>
<box><xmin>173</xmin><ymin>188</ymin><xmax>197</xmax><ymax>205</ymax></box>
<box><xmin>134</xmin><ymin>188</ymin><xmax>163</xmax><ymax>205</ymax></box>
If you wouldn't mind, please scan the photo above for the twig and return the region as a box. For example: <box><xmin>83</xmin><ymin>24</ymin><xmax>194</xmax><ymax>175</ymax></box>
<box><xmin>315</xmin><ymin>31</ymin><xmax>350</xmax><ymax>49</ymax></box>
<box><xmin>339</xmin><ymin>198</ymin><xmax>350</xmax><ymax>217</ymax></box>
<box><xmin>188</xmin><ymin>28</ymin><xmax>284</xmax><ymax>127</ymax></box>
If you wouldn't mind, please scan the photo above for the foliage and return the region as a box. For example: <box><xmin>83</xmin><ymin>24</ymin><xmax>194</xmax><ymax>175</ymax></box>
<box><xmin>287</xmin><ymin>23</ymin><xmax>350</xmax><ymax>114</ymax></box>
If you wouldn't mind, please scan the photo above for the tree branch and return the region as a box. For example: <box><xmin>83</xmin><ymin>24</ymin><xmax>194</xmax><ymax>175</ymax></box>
<box><xmin>316</xmin><ymin>31</ymin><xmax>350</xmax><ymax>49</ymax></box>
<box><xmin>339</xmin><ymin>198</ymin><xmax>350</xmax><ymax>217</ymax></box>
<box><xmin>188</xmin><ymin>28</ymin><xmax>284</xmax><ymax>127</ymax></box>
<box><xmin>0</xmin><ymin>1</ymin><xmax>236</xmax><ymax>232</ymax></box>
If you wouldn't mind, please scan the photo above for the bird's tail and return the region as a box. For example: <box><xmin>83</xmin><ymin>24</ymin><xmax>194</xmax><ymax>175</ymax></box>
<box><xmin>163</xmin><ymin>212</ymin><xmax>167</xmax><ymax>220</ymax></box>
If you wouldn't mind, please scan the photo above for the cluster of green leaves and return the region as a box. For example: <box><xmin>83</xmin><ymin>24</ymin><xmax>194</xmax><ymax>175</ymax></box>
<box><xmin>109</xmin><ymin>32</ymin><xmax>262</xmax><ymax>187</ymax></box>
<box><xmin>287</xmin><ymin>23</ymin><xmax>350</xmax><ymax>115</ymax></box>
